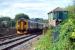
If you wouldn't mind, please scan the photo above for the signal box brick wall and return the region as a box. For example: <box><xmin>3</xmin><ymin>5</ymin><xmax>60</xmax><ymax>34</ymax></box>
<box><xmin>48</xmin><ymin>20</ymin><xmax>56</xmax><ymax>27</ymax></box>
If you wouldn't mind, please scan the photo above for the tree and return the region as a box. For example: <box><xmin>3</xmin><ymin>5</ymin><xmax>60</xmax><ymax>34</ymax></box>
<box><xmin>0</xmin><ymin>17</ymin><xmax>11</xmax><ymax>28</ymax></box>
<box><xmin>15</xmin><ymin>13</ymin><xmax>29</xmax><ymax>21</ymax></box>
<box><xmin>66</xmin><ymin>5</ymin><xmax>75</xmax><ymax>19</ymax></box>
<box><xmin>9</xmin><ymin>19</ymin><xmax>16</xmax><ymax>27</ymax></box>
<box><xmin>0</xmin><ymin>17</ymin><xmax>11</xmax><ymax>21</ymax></box>
<box><xmin>0</xmin><ymin>17</ymin><xmax>11</xmax><ymax>25</ymax></box>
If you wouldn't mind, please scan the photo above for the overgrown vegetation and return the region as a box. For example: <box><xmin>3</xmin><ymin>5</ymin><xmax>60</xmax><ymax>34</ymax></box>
<box><xmin>35</xmin><ymin>4</ymin><xmax>75</xmax><ymax>50</ymax></box>
<box><xmin>35</xmin><ymin>30</ymin><xmax>53</xmax><ymax>50</ymax></box>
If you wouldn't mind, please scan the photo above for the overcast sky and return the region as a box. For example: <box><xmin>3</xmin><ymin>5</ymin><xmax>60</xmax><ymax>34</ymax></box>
<box><xmin>0</xmin><ymin>0</ymin><xmax>72</xmax><ymax>19</ymax></box>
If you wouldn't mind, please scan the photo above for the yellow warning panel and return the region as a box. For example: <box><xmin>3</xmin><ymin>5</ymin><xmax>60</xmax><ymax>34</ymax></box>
<box><xmin>21</xmin><ymin>21</ymin><xmax>23</xmax><ymax>30</ymax></box>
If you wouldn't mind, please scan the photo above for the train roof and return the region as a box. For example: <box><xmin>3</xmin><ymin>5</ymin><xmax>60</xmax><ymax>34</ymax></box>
<box><xmin>17</xmin><ymin>18</ymin><xmax>45</xmax><ymax>24</ymax></box>
<box><xmin>28</xmin><ymin>20</ymin><xmax>38</xmax><ymax>23</ymax></box>
<box><xmin>18</xmin><ymin>18</ymin><xmax>27</xmax><ymax>22</ymax></box>
<box><xmin>28</xmin><ymin>20</ymin><xmax>45</xmax><ymax>24</ymax></box>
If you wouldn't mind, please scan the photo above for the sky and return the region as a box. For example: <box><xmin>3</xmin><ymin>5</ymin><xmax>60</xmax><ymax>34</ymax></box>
<box><xmin>0</xmin><ymin>0</ymin><xmax>72</xmax><ymax>19</ymax></box>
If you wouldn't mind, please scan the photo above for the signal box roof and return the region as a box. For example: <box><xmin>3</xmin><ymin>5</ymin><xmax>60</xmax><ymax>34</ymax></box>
<box><xmin>48</xmin><ymin>7</ymin><xmax>68</xmax><ymax>14</ymax></box>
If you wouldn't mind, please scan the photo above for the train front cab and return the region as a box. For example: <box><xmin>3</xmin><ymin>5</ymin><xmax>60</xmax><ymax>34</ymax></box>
<box><xmin>16</xmin><ymin>20</ymin><xmax>28</xmax><ymax>35</ymax></box>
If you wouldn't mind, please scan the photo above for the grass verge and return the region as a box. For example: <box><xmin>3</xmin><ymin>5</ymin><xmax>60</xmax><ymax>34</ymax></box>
<box><xmin>33</xmin><ymin>29</ymin><xmax>53</xmax><ymax>50</ymax></box>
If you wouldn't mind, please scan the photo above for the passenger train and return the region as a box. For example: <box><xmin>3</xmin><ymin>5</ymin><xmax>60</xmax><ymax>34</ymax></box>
<box><xmin>16</xmin><ymin>18</ymin><xmax>47</xmax><ymax>34</ymax></box>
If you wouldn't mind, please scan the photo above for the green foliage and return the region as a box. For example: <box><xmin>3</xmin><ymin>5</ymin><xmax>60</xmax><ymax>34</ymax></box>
<box><xmin>15</xmin><ymin>13</ymin><xmax>29</xmax><ymax>21</ymax></box>
<box><xmin>35</xmin><ymin>5</ymin><xmax>75</xmax><ymax>50</ymax></box>
<box><xmin>54</xmin><ymin>20</ymin><xmax>73</xmax><ymax>50</ymax></box>
<box><xmin>0</xmin><ymin>17</ymin><xmax>12</xmax><ymax>27</ymax></box>
<box><xmin>52</xmin><ymin>6</ymin><xmax>75</xmax><ymax>49</ymax></box>
<box><xmin>35</xmin><ymin>30</ymin><xmax>53</xmax><ymax>50</ymax></box>
<box><xmin>9</xmin><ymin>19</ymin><xmax>16</xmax><ymax>27</ymax></box>
<box><xmin>66</xmin><ymin>5</ymin><xmax>75</xmax><ymax>19</ymax></box>
<box><xmin>0</xmin><ymin>17</ymin><xmax>16</xmax><ymax>27</ymax></box>
<box><xmin>0</xmin><ymin>17</ymin><xmax>11</xmax><ymax>21</ymax></box>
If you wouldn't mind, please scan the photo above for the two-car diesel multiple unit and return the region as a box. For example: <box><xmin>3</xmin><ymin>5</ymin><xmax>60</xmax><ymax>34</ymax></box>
<box><xmin>16</xmin><ymin>18</ymin><xmax>44</xmax><ymax>34</ymax></box>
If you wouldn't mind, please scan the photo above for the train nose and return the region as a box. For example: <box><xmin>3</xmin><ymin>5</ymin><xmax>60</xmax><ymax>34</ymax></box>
<box><xmin>24</xmin><ymin>21</ymin><xmax>28</xmax><ymax>29</ymax></box>
<box><xmin>16</xmin><ymin>19</ymin><xmax>28</xmax><ymax>34</ymax></box>
<box><xmin>20</xmin><ymin>21</ymin><xmax>26</xmax><ymax>30</ymax></box>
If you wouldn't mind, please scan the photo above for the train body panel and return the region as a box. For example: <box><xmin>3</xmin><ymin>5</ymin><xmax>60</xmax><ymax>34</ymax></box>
<box><xmin>27</xmin><ymin>20</ymin><xmax>39</xmax><ymax>33</ymax></box>
<box><xmin>28</xmin><ymin>20</ymin><xmax>38</xmax><ymax>29</ymax></box>
<box><xmin>38</xmin><ymin>23</ymin><xmax>43</xmax><ymax>29</ymax></box>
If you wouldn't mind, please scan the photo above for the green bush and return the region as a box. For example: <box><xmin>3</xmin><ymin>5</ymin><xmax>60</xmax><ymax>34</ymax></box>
<box><xmin>35</xmin><ymin>18</ymin><xmax>75</xmax><ymax>50</ymax></box>
<box><xmin>35</xmin><ymin>30</ymin><xmax>53</xmax><ymax>50</ymax></box>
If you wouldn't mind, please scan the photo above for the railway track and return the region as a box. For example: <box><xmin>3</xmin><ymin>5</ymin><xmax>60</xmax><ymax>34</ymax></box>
<box><xmin>0</xmin><ymin>34</ymin><xmax>20</xmax><ymax>41</ymax></box>
<box><xmin>0</xmin><ymin>34</ymin><xmax>38</xmax><ymax>50</ymax></box>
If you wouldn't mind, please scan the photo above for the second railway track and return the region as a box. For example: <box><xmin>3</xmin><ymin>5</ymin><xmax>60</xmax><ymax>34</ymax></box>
<box><xmin>0</xmin><ymin>34</ymin><xmax>20</xmax><ymax>41</ymax></box>
<box><xmin>0</xmin><ymin>34</ymin><xmax>38</xmax><ymax>50</ymax></box>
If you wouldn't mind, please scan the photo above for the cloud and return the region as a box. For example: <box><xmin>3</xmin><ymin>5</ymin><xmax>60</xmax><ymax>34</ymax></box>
<box><xmin>11</xmin><ymin>3</ymin><xmax>49</xmax><ymax>9</ymax></box>
<box><xmin>0</xmin><ymin>0</ymin><xmax>72</xmax><ymax>19</ymax></box>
